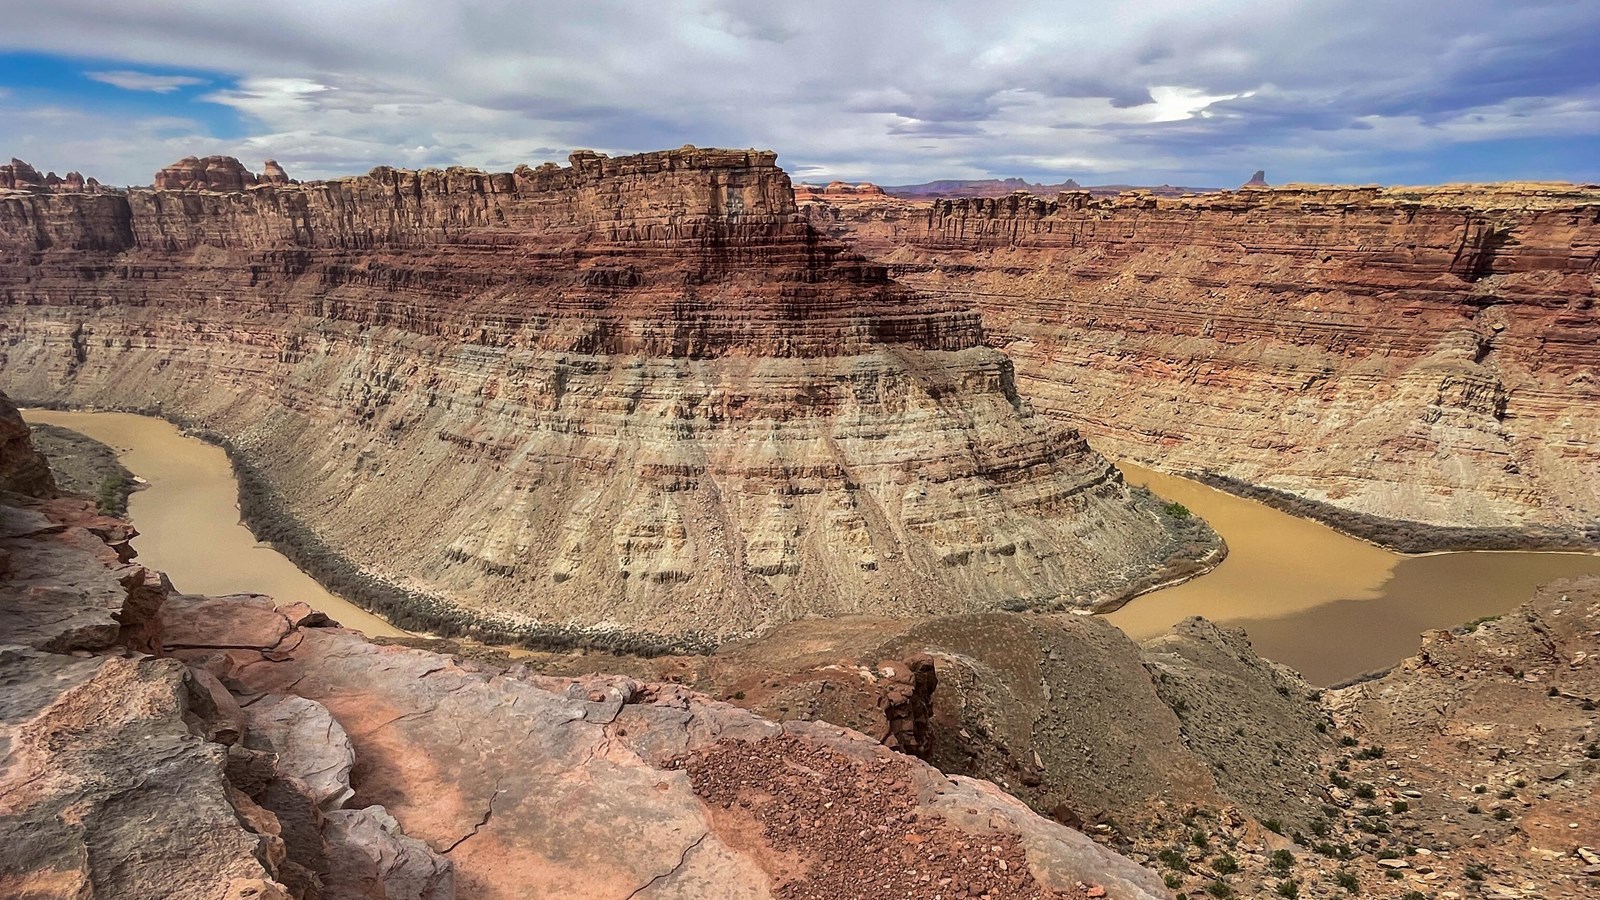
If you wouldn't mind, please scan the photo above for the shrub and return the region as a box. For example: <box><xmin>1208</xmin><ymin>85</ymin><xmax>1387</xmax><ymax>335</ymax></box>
<box><xmin>1164</xmin><ymin>873</ymin><xmax>1184</xmax><ymax>889</ymax></box>
<box><xmin>1391</xmin><ymin>800</ymin><xmax>1409</xmax><ymax>813</ymax></box>
<box><xmin>1354</xmin><ymin>783</ymin><xmax>1376</xmax><ymax>800</ymax></box>
<box><xmin>1262</xmin><ymin>818</ymin><xmax>1283</xmax><ymax>835</ymax></box>
<box><xmin>1212</xmin><ymin>854</ymin><xmax>1239</xmax><ymax>876</ymax></box>
<box><xmin>1204</xmin><ymin>879</ymin><xmax>1232</xmax><ymax>899</ymax></box>
<box><xmin>1159</xmin><ymin>848</ymin><xmax>1191</xmax><ymax>873</ymax></box>
<box><xmin>1275</xmin><ymin>879</ymin><xmax>1300</xmax><ymax>899</ymax></box>
<box><xmin>1164</xmin><ymin>501</ymin><xmax>1192</xmax><ymax>519</ymax></box>
<box><xmin>1492</xmin><ymin>808</ymin><xmax>1512</xmax><ymax>821</ymax></box>
<box><xmin>1355</xmin><ymin>746</ymin><xmax>1385</xmax><ymax>760</ymax></box>
<box><xmin>1334</xmin><ymin>869</ymin><xmax>1359</xmax><ymax>893</ymax></box>
<box><xmin>1339</xmin><ymin>736</ymin><xmax>1359</xmax><ymax>747</ymax></box>
<box><xmin>1270</xmin><ymin>849</ymin><xmax>1295</xmax><ymax>873</ymax></box>
<box><xmin>1191</xmin><ymin>831</ymin><xmax>1210</xmax><ymax>849</ymax></box>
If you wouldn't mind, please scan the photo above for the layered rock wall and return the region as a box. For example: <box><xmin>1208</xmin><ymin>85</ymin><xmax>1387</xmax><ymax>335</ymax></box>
<box><xmin>0</xmin><ymin>150</ymin><xmax>1208</xmax><ymax>640</ymax></box>
<box><xmin>805</xmin><ymin>184</ymin><xmax>1600</xmax><ymax>533</ymax></box>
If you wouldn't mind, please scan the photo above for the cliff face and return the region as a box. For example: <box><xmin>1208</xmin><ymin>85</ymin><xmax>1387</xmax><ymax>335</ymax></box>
<box><xmin>805</xmin><ymin>184</ymin><xmax>1600</xmax><ymax>533</ymax></box>
<box><xmin>0</xmin><ymin>149</ymin><xmax>1209</xmax><ymax>640</ymax></box>
<box><xmin>0</xmin><ymin>390</ymin><xmax>55</xmax><ymax>498</ymax></box>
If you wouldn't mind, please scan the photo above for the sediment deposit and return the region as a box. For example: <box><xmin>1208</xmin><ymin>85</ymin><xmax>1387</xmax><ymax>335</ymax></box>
<box><xmin>804</xmin><ymin>184</ymin><xmax>1600</xmax><ymax>539</ymax></box>
<box><xmin>0</xmin><ymin>149</ymin><xmax>1211</xmax><ymax>640</ymax></box>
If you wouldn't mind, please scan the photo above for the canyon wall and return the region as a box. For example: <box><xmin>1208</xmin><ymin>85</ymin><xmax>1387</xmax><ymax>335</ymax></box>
<box><xmin>806</xmin><ymin>184</ymin><xmax>1600</xmax><ymax>535</ymax></box>
<box><xmin>0</xmin><ymin>149</ymin><xmax>1209</xmax><ymax>642</ymax></box>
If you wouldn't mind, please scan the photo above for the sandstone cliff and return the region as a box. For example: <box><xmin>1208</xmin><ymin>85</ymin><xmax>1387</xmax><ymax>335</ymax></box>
<box><xmin>0</xmin><ymin>149</ymin><xmax>1212</xmax><ymax>642</ymax></box>
<box><xmin>803</xmin><ymin>184</ymin><xmax>1600</xmax><ymax>539</ymax></box>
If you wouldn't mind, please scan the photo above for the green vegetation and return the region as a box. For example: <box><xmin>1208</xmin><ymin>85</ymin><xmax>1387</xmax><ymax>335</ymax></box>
<box><xmin>1163</xmin><ymin>500</ymin><xmax>1192</xmax><ymax>519</ymax></box>
<box><xmin>1269</xmin><ymin>849</ymin><xmax>1295</xmax><ymax>873</ymax></box>
<box><xmin>1164</xmin><ymin>873</ymin><xmax>1184</xmax><ymax>890</ymax></box>
<box><xmin>1354</xmin><ymin>783</ymin><xmax>1376</xmax><ymax>800</ymax></box>
<box><xmin>1159</xmin><ymin>848</ymin><xmax>1191</xmax><ymax>873</ymax></box>
<box><xmin>1334</xmin><ymin>869</ymin><xmax>1360</xmax><ymax>893</ymax></box>
<box><xmin>1211</xmin><ymin>854</ymin><xmax>1239</xmax><ymax>876</ymax></box>
<box><xmin>1275</xmin><ymin>879</ymin><xmax>1300</xmax><ymax>899</ymax></box>
<box><xmin>1391</xmin><ymin>800</ymin><xmax>1409</xmax><ymax>813</ymax></box>
<box><xmin>1191</xmin><ymin>831</ymin><xmax>1210</xmax><ymax>849</ymax></box>
<box><xmin>1204</xmin><ymin>879</ymin><xmax>1232</xmax><ymax>899</ymax></box>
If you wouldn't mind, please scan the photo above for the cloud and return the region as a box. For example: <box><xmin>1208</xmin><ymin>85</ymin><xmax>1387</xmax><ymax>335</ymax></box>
<box><xmin>0</xmin><ymin>1</ymin><xmax>1595</xmax><ymax>186</ymax></box>
<box><xmin>85</xmin><ymin>70</ymin><xmax>206</xmax><ymax>93</ymax></box>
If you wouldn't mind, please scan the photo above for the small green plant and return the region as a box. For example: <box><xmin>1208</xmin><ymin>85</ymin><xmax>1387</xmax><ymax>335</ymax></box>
<box><xmin>1159</xmin><ymin>848</ymin><xmax>1191</xmax><ymax>873</ymax></box>
<box><xmin>1466</xmin><ymin>803</ymin><xmax>1481</xmax><ymax>814</ymax></box>
<box><xmin>1355</xmin><ymin>746</ymin><xmax>1385</xmax><ymax>760</ymax></box>
<box><xmin>1385</xmin><ymin>869</ymin><xmax>1405</xmax><ymax>880</ymax></box>
<box><xmin>1330</xmin><ymin>773</ymin><xmax>1351</xmax><ymax>789</ymax></box>
<box><xmin>1492</xmin><ymin>808</ymin><xmax>1512</xmax><ymax>821</ymax></box>
<box><xmin>1165</xmin><ymin>873</ymin><xmax>1184</xmax><ymax>890</ymax></box>
<box><xmin>1402</xmin><ymin>893</ymin><xmax>1426</xmax><ymax>900</ymax></box>
<box><xmin>1262</xmin><ymin>818</ymin><xmax>1283</xmax><ymax>834</ymax></box>
<box><xmin>1354</xmin><ymin>783</ymin><xmax>1376</xmax><ymax>800</ymax></box>
<box><xmin>1497</xmin><ymin>788</ymin><xmax>1514</xmax><ymax>799</ymax></box>
<box><xmin>1473</xmin><ymin>784</ymin><xmax>1488</xmax><ymax>794</ymax></box>
<box><xmin>1191</xmin><ymin>831</ymin><xmax>1210</xmax><ymax>849</ymax></box>
<box><xmin>1163</xmin><ymin>501</ymin><xmax>1192</xmax><ymax>519</ymax></box>
<box><xmin>1275</xmin><ymin>879</ymin><xmax>1300</xmax><ymax>899</ymax></box>
<box><xmin>1391</xmin><ymin>800</ymin><xmax>1409</xmax><ymax>813</ymax></box>
<box><xmin>1513</xmin><ymin>778</ymin><xmax>1527</xmax><ymax>788</ymax></box>
<box><xmin>1464</xmin><ymin>864</ymin><xmax>1487</xmax><ymax>881</ymax></box>
<box><xmin>95</xmin><ymin>475</ymin><xmax>123</xmax><ymax>515</ymax></box>
<box><xmin>1211</xmin><ymin>854</ymin><xmax>1239</xmax><ymax>876</ymax></box>
<box><xmin>1204</xmin><ymin>879</ymin><xmax>1232</xmax><ymax>899</ymax></box>
<box><xmin>1548</xmin><ymin>685</ymin><xmax>1561</xmax><ymax>696</ymax></box>
<box><xmin>1334</xmin><ymin>869</ymin><xmax>1359</xmax><ymax>894</ymax></box>
<box><xmin>1310</xmin><ymin>819</ymin><xmax>1330</xmax><ymax>837</ymax></box>
<box><xmin>1270</xmin><ymin>849</ymin><xmax>1295</xmax><ymax>873</ymax></box>
<box><xmin>1339</xmin><ymin>736</ymin><xmax>1359</xmax><ymax>747</ymax></box>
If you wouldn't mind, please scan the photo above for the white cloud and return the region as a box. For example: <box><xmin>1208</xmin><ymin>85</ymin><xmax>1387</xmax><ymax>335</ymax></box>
<box><xmin>85</xmin><ymin>70</ymin><xmax>206</xmax><ymax>93</ymax></box>
<box><xmin>0</xmin><ymin>1</ymin><xmax>1593</xmax><ymax>185</ymax></box>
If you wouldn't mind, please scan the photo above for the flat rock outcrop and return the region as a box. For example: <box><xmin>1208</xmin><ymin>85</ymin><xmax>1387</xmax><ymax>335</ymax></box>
<box><xmin>804</xmin><ymin>183</ymin><xmax>1600</xmax><ymax>541</ymax></box>
<box><xmin>0</xmin><ymin>149</ymin><xmax>1214</xmax><ymax>641</ymax></box>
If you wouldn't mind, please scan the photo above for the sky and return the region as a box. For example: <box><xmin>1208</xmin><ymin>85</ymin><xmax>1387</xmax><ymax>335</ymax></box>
<box><xmin>1</xmin><ymin>0</ymin><xmax>1597</xmax><ymax>188</ymax></box>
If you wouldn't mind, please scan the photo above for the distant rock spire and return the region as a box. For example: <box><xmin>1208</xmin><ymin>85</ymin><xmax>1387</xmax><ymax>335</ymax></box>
<box><xmin>1244</xmin><ymin>170</ymin><xmax>1268</xmax><ymax>188</ymax></box>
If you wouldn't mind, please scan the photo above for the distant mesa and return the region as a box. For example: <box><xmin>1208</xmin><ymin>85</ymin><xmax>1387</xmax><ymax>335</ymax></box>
<box><xmin>1243</xmin><ymin>169</ymin><xmax>1268</xmax><ymax>188</ymax></box>
<box><xmin>793</xmin><ymin>180</ymin><xmax>888</xmax><ymax>202</ymax></box>
<box><xmin>1</xmin><ymin>158</ymin><xmax>104</xmax><ymax>193</ymax></box>
<box><xmin>879</xmin><ymin>176</ymin><xmax>1217</xmax><ymax>199</ymax></box>
<box><xmin>153</xmin><ymin>155</ymin><xmax>260</xmax><ymax>191</ymax></box>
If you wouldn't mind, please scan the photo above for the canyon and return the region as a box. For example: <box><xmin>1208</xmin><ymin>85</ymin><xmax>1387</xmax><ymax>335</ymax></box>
<box><xmin>0</xmin><ymin>151</ymin><xmax>1213</xmax><ymax>645</ymax></box>
<box><xmin>803</xmin><ymin>182</ymin><xmax>1600</xmax><ymax>541</ymax></box>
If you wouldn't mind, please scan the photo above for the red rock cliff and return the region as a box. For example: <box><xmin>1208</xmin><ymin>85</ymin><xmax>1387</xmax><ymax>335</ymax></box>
<box><xmin>0</xmin><ymin>149</ymin><xmax>1212</xmax><ymax>641</ymax></box>
<box><xmin>803</xmin><ymin>183</ymin><xmax>1600</xmax><ymax>533</ymax></box>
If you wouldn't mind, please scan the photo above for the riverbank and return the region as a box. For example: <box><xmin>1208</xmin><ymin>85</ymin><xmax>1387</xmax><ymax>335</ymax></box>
<box><xmin>1193</xmin><ymin>471</ymin><xmax>1600</xmax><ymax>553</ymax></box>
<box><xmin>27</xmin><ymin>422</ymin><xmax>138</xmax><ymax>515</ymax></box>
<box><xmin>21</xmin><ymin>401</ymin><xmax>715</xmax><ymax>656</ymax></box>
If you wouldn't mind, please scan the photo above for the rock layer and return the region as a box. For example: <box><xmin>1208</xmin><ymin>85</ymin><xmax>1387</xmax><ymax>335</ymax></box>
<box><xmin>0</xmin><ymin>150</ymin><xmax>1211</xmax><ymax>640</ymax></box>
<box><xmin>804</xmin><ymin>184</ymin><xmax>1600</xmax><ymax>536</ymax></box>
<box><xmin>0</xmin><ymin>414</ymin><xmax>1169</xmax><ymax>900</ymax></box>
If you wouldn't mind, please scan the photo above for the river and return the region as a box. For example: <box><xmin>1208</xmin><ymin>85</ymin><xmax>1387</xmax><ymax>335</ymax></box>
<box><xmin>23</xmin><ymin>410</ymin><xmax>1600</xmax><ymax>681</ymax></box>
<box><xmin>1109</xmin><ymin>463</ymin><xmax>1600</xmax><ymax>684</ymax></box>
<box><xmin>24</xmin><ymin>409</ymin><xmax>406</xmax><ymax>638</ymax></box>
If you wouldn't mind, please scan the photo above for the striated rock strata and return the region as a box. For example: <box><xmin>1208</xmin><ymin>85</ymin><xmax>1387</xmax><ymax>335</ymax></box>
<box><xmin>0</xmin><ymin>149</ymin><xmax>1212</xmax><ymax>640</ymax></box>
<box><xmin>0</xmin><ymin>406</ymin><xmax>1170</xmax><ymax>899</ymax></box>
<box><xmin>804</xmin><ymin>184</ymin><xmax>1600</xmax><ymax>539</ymax></box>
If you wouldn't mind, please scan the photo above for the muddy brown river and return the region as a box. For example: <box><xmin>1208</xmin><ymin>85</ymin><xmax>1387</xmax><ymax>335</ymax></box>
<box><xmin>24</xmin><ymin>409</ymin><xmax>406</xmax><ymax>638</ymax></box>
<box><xmin>1110</xmin><ymin>463</ymin><xmax>1600</xmax><ymax>684</ymax></box>
<box><xmin>23</xmin><ymin>410</ymin><xmax>1600</xmax><ymax>682</ymax></box>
